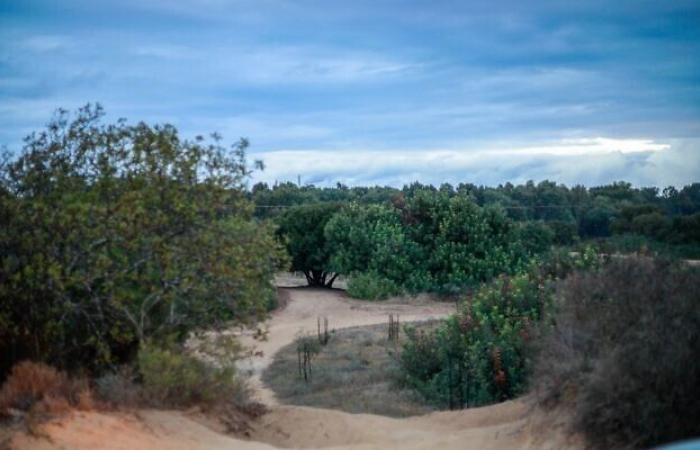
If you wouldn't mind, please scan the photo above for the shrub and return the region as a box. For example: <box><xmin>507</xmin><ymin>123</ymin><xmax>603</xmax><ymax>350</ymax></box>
<box><xmin>400</xmin><ymin>271</ymin><xmax>553</xmax><ymax>408</ymax></box>
<box><xmin>0</xmin><ymin>361</ymin><xmax>92</xmax><ymax>417</ymax></box>
<box><xmin>347</xmin><ymin>271</ymin><xmax>401</xmax><ymax>300</ymax></box>
<box><xmin>534</xmin><ymin>258</ymin><xmax>700</xmax><ymax>449</ymax></box>
<box><xmin>137</xmin><ymin>343</ymin><xmax>245</xmax><ymax>408</ymax></box>
<box><xmin>326</xmin><ymin>192</ymin><xmax>531</xmax><ymax>295</ymax></box>
<box><xmin>94</xmin><ymin>366</ymin><xmax>142</xmax><ymax>408</ymax></box>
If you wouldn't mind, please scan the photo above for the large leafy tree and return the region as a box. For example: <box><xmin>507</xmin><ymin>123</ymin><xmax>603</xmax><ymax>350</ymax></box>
<box><xmin>0</xmin><ymin>104</ymin><xmax>285</xmax><ymax>378</ymax></box>
<box><xmin>325</xmin><ymin>203</ymin><xmax>418</xmax><ymax>286</ymax></box>
<box><xmin>275</xmin><ymin>202</ymin><xmax>341</xmax><ymax>287</ymax></box>
<box><xmin>325</xmin><ymin>191</ymin><xmax>530</xmax><ymax>295</ymax></box>
<box><xmin>404</xmin><ymin>192</ymin><xmax>527</xmax><ymax>292</ymax></box>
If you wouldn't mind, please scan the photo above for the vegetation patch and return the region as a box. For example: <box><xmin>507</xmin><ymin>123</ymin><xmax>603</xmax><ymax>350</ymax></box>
<box><xmin>397</xmin><ymin>249</ymin><xmax>601</xmax><ymax>409</ymax></box>
<box><xmin>0</xmin><ymin>105</ymin><xmax>286</xmax><ymax>380</ymax></box>
<box><xmin>534</xmin><ymin>257</ymin><xmax>700</xmax><ymax>449</ymax></box>
<box><xmin>346</xmin><ymin>271</ymin><xmax>401</xmax><ymax>300</ymax></box>
<box><xmin>263</xmin><ymin>322</ymin><xmax>440</xmax><ymax>417</ymax></box>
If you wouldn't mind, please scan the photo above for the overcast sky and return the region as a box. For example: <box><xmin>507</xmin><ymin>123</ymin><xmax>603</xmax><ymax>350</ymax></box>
<box><xmin>1</xmin><ymin>0</ymin><xmax>699</xmax><ymax>187</ymax></box>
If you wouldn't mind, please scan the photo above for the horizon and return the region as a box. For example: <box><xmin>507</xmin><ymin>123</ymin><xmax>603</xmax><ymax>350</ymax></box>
<box><xmin>1</xmin><ymin>0</ymin><xmax>699</xmax><ymax>188</ymax></box>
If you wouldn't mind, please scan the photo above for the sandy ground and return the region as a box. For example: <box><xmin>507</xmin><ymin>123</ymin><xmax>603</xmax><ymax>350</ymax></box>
<box><xmin>7</xmin><ymin>285</ymin><xmax>581</xmax><ymax>450</ymax></box>
<box><xmin>237</xmin><ymin>286</ymin><xmax>456</xmax><ymax>405</ymax></box>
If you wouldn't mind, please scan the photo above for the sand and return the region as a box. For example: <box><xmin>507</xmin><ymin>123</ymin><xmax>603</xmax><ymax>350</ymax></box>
<box><xmin>7</xmin><ymin>286</ymin><xmax>581</xmax><ymax>450</ymax></box>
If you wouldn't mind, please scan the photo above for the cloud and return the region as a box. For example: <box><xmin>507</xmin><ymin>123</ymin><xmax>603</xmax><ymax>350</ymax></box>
<box><xmin>20</xmin><ymin>35</ymin><xmax>73</xmax><ymax>52</ymax></box>
<box><xmin>0</xmin><ymin>1</ymin><xmax>698</xmax><ymax>188</ymax></box>
<box><xmin>125</xmin><ymin>43</ymin><xmax>419</xmax><ymax>84</ymax></box>
<box><xmin>252</xmin><ymin>138</ymin><xmax>699</xmax><ymax>188</ymax></box>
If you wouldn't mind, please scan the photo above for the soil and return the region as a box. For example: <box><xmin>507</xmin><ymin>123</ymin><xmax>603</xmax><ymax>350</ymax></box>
<box><xmin>6</xmin><ymin>286</ymin><xmax>582</xmax><ymax>450</ymax></box>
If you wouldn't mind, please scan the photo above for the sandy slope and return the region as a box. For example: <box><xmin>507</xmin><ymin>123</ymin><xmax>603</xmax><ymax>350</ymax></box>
<box><xmin>8</xmin><ymin>286</ymin><xmax>580</xmax><ymax>450</ymax></box>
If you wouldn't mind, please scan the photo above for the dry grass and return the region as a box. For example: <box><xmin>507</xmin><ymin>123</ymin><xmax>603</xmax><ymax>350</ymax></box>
<box><xmin>0</xmin><ymin>360</ymin><xmax>97</xmax><ymax>442</ymax></box>
<box><xmin>0</xmin><ymin>361</ymin><xmax>94</xmax><ymax>417</ymax></box>
<box><xmin>262</xmin><ymin>321</ymin><xmax>440</xmax><ymax>417</ymax></box>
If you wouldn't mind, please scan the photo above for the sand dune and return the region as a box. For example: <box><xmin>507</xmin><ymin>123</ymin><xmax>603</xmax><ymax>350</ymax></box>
<box><xmin>8</xmin><ymin>287</ymin><xmax>581</xmax><ymax>450</ymax></box>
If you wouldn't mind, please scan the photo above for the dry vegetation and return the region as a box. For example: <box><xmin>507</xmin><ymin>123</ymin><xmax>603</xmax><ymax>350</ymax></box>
<box><xmin>534</xmin><ymin>257</ymin><xmax>700</xmax><ymax>449</ymax></box>
<box><xmin>0</xmin><ymin>361</ymin><xmax>97</xmax><ymax>446</ymax></box>
<box><xmin>262</xmin><ymin>321</ymin><xmax>440</xmax><ymax>417</ymax></box>
<box><xmin>0</xmin><ymin>344</ymin><xmax>265</xmax><ymax>442</ymax></box>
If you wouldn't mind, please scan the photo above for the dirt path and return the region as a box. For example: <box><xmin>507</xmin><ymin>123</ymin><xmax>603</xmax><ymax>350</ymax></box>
<box><xmin>9</xmin><ymin>287</ymin><xmax>580</xmax><ymax>450</ymax></box>
<box><xmin>237</xmin><ymin>287</ymin><xmax>456</xmax><ymax>405</ymax></box>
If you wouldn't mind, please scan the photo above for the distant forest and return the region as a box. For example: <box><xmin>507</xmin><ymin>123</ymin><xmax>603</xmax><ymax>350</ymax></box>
<box><xmin>251</xmin><ymin>179</ymin><xmax>700</xmax><ymax>251</ymax></box>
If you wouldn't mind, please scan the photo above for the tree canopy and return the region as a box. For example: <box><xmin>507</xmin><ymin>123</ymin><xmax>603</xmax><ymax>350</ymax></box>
<box><xmin>276</xmin><ymin>202</ymin><xmax>341</xmax><ymax>287</ymax></box>
<box><xmin>0</xmin><ymin>105</ymin><xmax>285</xmax><ymax>378</ymax></box>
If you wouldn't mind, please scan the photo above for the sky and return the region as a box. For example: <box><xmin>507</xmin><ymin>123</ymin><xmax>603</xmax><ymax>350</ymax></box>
<box><xmin>1</xmin><ymin>0</ymin><xmax>699</xmax><ymax>188</ymax></box>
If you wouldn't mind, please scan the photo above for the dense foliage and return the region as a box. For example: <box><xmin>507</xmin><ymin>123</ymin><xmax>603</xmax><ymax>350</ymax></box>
<box><xmin>0</xmin><ymin>105</ymin><xmax>285</xmax><ymax>379</ymax></box>
<box><xmin>398</xmin><ymin>250</ymin><xmax>600</xmax><ymax>408</ymax></box>
<box><xmin>535</xmin><ymin>258</ymin><xmax>700</xmax><ymax>449</ymax></box>
<box><xmin>305</xmin><ymin>192</ymin><xmax>529</xmax><ymax>295</ymax></box>
<box><xmin>255</xmin><ymin>179</ymin><xmax>700</xmax><ymax>259</ymax></box>
<box><xmin>276</xmin><ymin>203</ymin><xmax>341</xmax><ymax>287</ymax></box>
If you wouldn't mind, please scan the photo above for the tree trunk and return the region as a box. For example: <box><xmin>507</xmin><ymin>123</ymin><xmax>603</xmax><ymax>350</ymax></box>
<box><xmin>303</xmin><ymin>270</ymin><xmax>339</xmax><ymax>288</ymax></box>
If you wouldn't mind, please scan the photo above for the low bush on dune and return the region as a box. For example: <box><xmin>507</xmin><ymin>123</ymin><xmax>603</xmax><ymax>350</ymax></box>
<box><xmin>399</xmin><ymin>271</ymin><xmax>552</xmax><ymax>408</ymax></box>
<box><xmin>2</xmin><ymin>340</ymin><xmax>259</xmax><ymax>434</ymax></box>
<box><xmin>136</xmin><ymin>343</ymin><xmax>247</xmax><ymax>409</ymax></box>
<box><xmin>397</xmin><ymin>249</ymin><xmax>601</xmax><ymax>409</ymax></box>
<box><xmin>346</xmin><ymin>271</ymin><xmax>401</xmax><ymax>300</ymax></box>
<box><xmin>535</xmin><ymin>258</ymin><xmax>700</xmax><ymax>449</ymax></box>
<box><xmin>0</xmin><ymin>361</ymin><xmax>94</xmax><ymax>420</ymax></box>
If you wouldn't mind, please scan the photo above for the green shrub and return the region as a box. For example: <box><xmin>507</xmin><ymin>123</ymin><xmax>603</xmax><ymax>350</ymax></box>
<box><xmin>137</xmin><ymin>343</ymin><xmax>243</xmax><ymax>408</ymax></box>
<box><xmin>347</xmin><ymin>271</ymin><xmax>401</xmax><ymax>300</ymax></box>
<box><xmin>400</xmin><ymin>271</ymin><xmax>553</xmax><ymax>408</ymax></box>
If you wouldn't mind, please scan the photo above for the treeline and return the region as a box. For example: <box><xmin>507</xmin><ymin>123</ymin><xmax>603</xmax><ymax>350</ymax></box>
<box><xmin>0</xmin><ymin>105</ymin><xmax>286</xmax><ymax>380</ymax></box>
<box><xmin>253</xmin><ymin>179</ymin><xmax>700</xmax><ymax>253</ymax></box>
<box><xmin>269</xmin><ymin>180</ymin><xmax>700</xmax><ymax>298</ymax></box>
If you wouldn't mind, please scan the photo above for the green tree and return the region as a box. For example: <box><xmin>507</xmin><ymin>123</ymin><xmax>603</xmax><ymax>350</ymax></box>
<box><xmin>276</xmin><ymin>202</ymin><xmax>341</xmax><ymax>287</ymax></box>
<box><xmin>0</xmin><ymin>105</ymin><xmax>285</xmax><ymax>378</ymax></box>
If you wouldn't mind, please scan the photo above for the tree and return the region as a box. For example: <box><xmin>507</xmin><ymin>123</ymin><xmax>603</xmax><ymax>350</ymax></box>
<box><xmin>0</xmin><ymin>104</ymin><xmax>285</xmax><ymax>378</ymax></box>
<box><xmin>276</xmin><ymin>203</ymin><xmax>341</xmax><ymax>287</ymax></box>
<box><xmin>325</xmin><ymin>203</ymin><xmax>418</xmax><ymax>289</ymax></box>
<box><xmin>326</xmin><ymin>191</ymin><xmax>530</xmax><ymax>295</ymax></box>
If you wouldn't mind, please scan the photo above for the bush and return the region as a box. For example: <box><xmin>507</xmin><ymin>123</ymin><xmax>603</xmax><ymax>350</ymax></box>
<box><xmin>137</xmin><ymin>343</ymin><xmax>245</xmax><ymax>408</ymax></box>
<box><xmin>94</xmin><ymin>367</ymin><xmax>142</xmax><ymax>408</ymax></box>
<box><xmin>346</xmin><ymin>271</ymin><xmax>401</xmax><ymax>300</ymax></box>
<box><xmin>534</xmin><ymin>258</ymin><xmax>700</xmax><ymax>449</ymax></box>
<box><xmin>400</xmin><ymin>271</ymin><xmax>553</xmax><ymax>408</ymax></box>
<box><xmin>0</xmin><ymin>361</ymin><xmax>92</xmax><ymax>417</ymax></box>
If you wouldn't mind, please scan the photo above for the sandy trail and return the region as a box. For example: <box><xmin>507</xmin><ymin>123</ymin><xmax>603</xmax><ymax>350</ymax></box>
<box><xmin>237</xmin><ymin>287</ymin><xmax>456</xmax><ymax>405</ymax></box>
<box><xmin>8</xmin><ymin>286</ymin><xmax>579</xmax><ymax>450</ymax></box>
